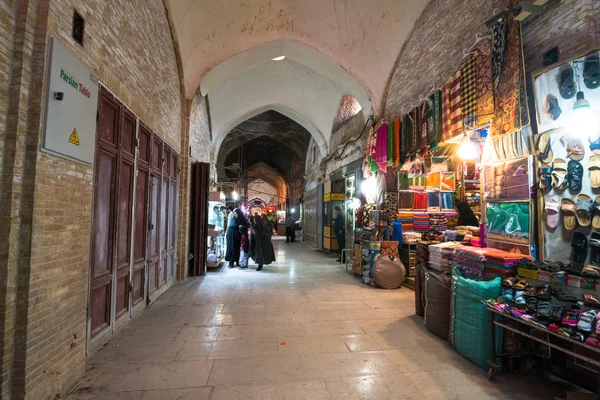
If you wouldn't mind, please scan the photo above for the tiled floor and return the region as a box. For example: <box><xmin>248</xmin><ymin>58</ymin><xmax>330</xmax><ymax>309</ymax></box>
<box><xmin>68</xmin><ymin>238</ymin><xmax>568</xmax><ymax>399</ymax></box>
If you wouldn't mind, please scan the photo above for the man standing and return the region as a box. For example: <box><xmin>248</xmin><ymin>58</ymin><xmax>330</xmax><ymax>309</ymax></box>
<box><xmin>334</xmin><ymin>206</ymin><xmax>345</xmax><ymax>262</ymax></box>
<box><xmin>285</xmin><ymin>213</ymin><xmax>296</xmax><ymax>243</ymax></box>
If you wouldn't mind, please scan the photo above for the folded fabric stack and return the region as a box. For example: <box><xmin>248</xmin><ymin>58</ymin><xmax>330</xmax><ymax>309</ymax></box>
<box><xmin>430</xmin><ymin>213</ymin><xmax>448</xmax><ymax>231</ymax></box>
<box><xmin>402</xmin><ymin>231</ymin><xmax>422</xmax><ymax>244</ymax></box>
<box><xmin>413</xmin><ymin>212</ymin><xmax>430</xmax><ymax>232</ymax></box>
<box><xmin>443</xmin><ymin>230</ymin><xmax>459</xmax><ymax>241</ymax></box>
<box><xmin>454</xmin><ymin>245</ymin><xmax>488</xmax><ymax>280</ymax></box>
<box><xmin>428</xmin><ymin>242</ymin><xmax>461</xmax><ymax>275</ymax></box>
<box><xmin>396</xmin><ymin>212</ymin><xmax>414</xmax><ymax>232</ymax></box>
<box><xmin>483</xmin><ymin>250</ymin><xmax>523</xmax><ymax>281</ymax></box>
<box><xmin>446</xmin><ymin>213</ymin><xmax>459</xmax><ymax>229</ymax></box>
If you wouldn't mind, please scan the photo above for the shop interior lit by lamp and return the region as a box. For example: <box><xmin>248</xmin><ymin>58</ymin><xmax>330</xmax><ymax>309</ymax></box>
<box><xmin>569</xmin><ymin>60</ymin><xmax>600</xmax><ymax>139</ymax></box>
<box><xmin>231</xmin><ymin>191</ymin><xmax>239</xmax><ymax>200</ymax></box>
<box><xmin>362</xmin><ymin>175</ymin><xmax>378</xmax><ymax>204</ymax></box>
<box><xmin>457</xmin><ymin>133</ymin><xmax>478</xmax><ymax>160</ymax></box>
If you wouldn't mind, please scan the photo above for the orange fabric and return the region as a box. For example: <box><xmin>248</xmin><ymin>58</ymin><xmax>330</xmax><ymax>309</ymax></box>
<box><xmin>393</xmin><ymin>117</ymin><xmax>401</xmax><ymax>167</ymax></box>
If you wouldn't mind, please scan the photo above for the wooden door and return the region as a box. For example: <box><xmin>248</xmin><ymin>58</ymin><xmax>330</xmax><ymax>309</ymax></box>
<box><xmin>189</xmin><ymin>162</ymin><xmax>210</xmax><ymax>276</ymax></box>
<box><xmin>114</xmin><ymin>111</ymin><xmax>136</xmax><ymax>318</ymax></box>
<box><xmin>90</xmin><ymin>88</ymin><xmax>121</xmax><ymax>336</ymax></box>
<box><xmin>148</xmin><ymin>137</ymin><xmax>163</xmax><ymax>294</ymax></box>
<box><xmin>132</xmin><ymin>125</ymin><xmax>151</xmax><ymax>305</ymax></box>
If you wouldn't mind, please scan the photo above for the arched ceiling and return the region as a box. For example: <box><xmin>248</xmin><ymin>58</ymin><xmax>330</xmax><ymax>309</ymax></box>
<box><xmin>167</xmin><ymin>0</ymin><xmax>430</xmax><ymax>109</ymax></box>
<box><xmin>167</xmin><ymin>0</ymin><xmax>431</xmax><ymax>153</ymax></box>
<box><xmin>217</xmin><ymin>111</ymin><xmax>311</xmax><ymax>181</ymax></box>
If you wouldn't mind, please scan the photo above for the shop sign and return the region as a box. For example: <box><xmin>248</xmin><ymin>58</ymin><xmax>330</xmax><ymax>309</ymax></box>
<box><xmin>323</xmin><ymin>194</ymin><xmax>331</xmax><ymax>201</ymax></box>
<box><xmin>42</xmin><ymin>37</ymin><xmax>98</xmax><ymax>164</ymax></box>
<box><xmin>324</xmin><ymin>193</ymin><xmax>345</xmax><ymax>201</ymax></box>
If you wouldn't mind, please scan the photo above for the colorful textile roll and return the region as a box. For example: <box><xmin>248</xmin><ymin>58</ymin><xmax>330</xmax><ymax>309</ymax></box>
<box><xmin>375</xmin><ymin>123</ymin><xmax>388</xmax><ymax>172</ymax></box>
<box><xmin>387</xmin><ymin>120</ymin><xmax>394</xmax><ymax>167</ymax></box>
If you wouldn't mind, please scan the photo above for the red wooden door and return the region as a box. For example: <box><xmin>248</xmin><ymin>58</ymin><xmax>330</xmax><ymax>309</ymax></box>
<box><xmin>90</xmin><ymin>89</ymin><xmax>120</xmax><ymax>336</ymax></box>
<box><xmin>133</xmin><ymin>125</ymin><xmax>151</xmax><ymax>305</ymax></box>
<box><xmin>148</xmin><ymin>137</ymin><xmax>163</xmax><ymax>294</ymax></box>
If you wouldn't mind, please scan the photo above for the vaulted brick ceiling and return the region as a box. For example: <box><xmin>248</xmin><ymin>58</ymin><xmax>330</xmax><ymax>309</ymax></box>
<box><xmin>217</xmin><ymin>111</ymin><xmax>311</xmax><ymax>182</ymax></box>
<box><xmin>166</xmin><ymin>0</ymin><xmax>430</xmax><ymax>153</ymax></box>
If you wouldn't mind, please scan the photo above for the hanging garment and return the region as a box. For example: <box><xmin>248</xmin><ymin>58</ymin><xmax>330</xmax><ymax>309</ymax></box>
<box><xmin>387</xmin><ymin>120</ymin><xmax>394</xmax><ymax>167</ymax></box>
<box><xmin>369</xmin><ymin>124</ymin><xmax>380</xmax><ymax>172</ymax></box>
<box><xmin>474</xmin><ymin>43</ymin><xmax>494</xmax><ymax>126</ymax></box>
<box><xmin>401</xmin><ymin>115</ymin><xmax>408</xmax><ymax>165</ymax></box>
<box><xmin>365</xmin><ymin>126</ymin><xmax>374</xmax><ymax>163</ymax></box>
<box><xmin>461</xmin><ymin>54</ymin><xmax>477</xmax><ymax>127</ymax></box>
<box><xmin>491</xmin><ymin>2</ymin><xmax>529</xmax><ymax>137</ymax></box>
<box><xmin>428</xmin><ymin>91</ymin><xmax>442</xmax><ymax>149</ymax></box>
<box><xmin>420</xmin><ymin>101</ymin><xmax>429</xmax><ymax>153</ymax></box>
<box><xmin>406</xmin><ymin>109</ymin><xmax>418</xmax><ymax>157</ymax></box>
<box><xmin>394</xmin><ymin>117</ymin><xmax>401</xmax><ymax>167</ymax></box>
<box><xmin>449</xmin><ymin>70</ymin><xmax>463</xmax><ymax>137</ymax></box>
<box><xmin>375</xmin><ymin>123</ymin><xmax>388</xmax><ymax>173</ymax></box>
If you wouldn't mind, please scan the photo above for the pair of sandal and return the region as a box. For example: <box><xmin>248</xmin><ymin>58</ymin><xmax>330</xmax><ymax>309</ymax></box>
<box><xmin>561</xmin><ymin>194</ymin><xmax>592</xmax><ymax>230</ymax></box>
<box><xmin>552</xmin><ymin>287</ymin><xmax>580</xmax><ymax>303</ymax></box>
<box><xmin>571</xmin><ymin>232</ymin><xmax>588</xmax><ymax>262</ymax></box>
<box><xmin>577</xmin><ymin>310</ymin><xmax>597</xmax><ymax>332</ymax></box>
<box><xmin>546</xmin><ymin>159</ymin><xmax>583</xmax><ymax>192</ymax></box>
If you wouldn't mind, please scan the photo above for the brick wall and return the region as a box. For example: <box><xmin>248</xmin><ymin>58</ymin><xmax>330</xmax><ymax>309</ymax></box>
<box><xmin>0</xmin><ymin>0</ymin><xmax>185</xmax><ymax>399</ymax></box>
<box><xmin>177</xmin><ymin>90</ymin><xmax>212</xmax><ymax>280</ymax></box>
<box><xmin>383</xmin><ymin>0</ymin><xmax>506</xmax><ymax>119</ymax></box>
<box><xmin>523</xmin><ymin>0</ymin><xmax>600</xmax><ymax>76</ymax></box>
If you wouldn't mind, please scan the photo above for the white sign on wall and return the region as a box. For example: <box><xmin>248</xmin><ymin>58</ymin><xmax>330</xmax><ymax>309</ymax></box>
<box><xmin>42</xmin><ymin>37</ymin><xmax>98</xmax><ymax>164</ymax></box>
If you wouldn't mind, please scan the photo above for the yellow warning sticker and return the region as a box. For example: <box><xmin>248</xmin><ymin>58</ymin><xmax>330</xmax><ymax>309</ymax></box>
<box><xmin>69</xmin><ymin>128</ymin><xmax>80</xmax><ymax>145</ymax></box>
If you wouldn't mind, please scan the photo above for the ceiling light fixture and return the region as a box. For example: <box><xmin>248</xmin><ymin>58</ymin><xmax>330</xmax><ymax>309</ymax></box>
<box><xmin>272</xmin><ymin>56</ymin><xmax>286</xmax><ymax>61</ymax></box>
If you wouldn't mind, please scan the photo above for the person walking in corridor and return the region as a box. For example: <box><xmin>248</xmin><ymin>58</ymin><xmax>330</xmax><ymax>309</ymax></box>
<box><xmin>225</xmin><ymin>206</ymin><xmax>241</xmax><ymax>268</ymax></box>
<box><xmin>285</xmin><ymin>213</ymin><xmax>296</xmax><ymax>243</ymax></box>
<box><xmin>253</xmin><ymin>213</ymin><xmax>276</xmax><ymax>271</ymax></box>
<box><xmin>334</xmin><ymin>206</ymin><xmax>345</xmax><ymax>263</ymax></box>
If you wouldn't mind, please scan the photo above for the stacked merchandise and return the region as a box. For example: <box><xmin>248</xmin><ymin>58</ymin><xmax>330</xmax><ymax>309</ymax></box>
<box><xmin>429</xmin><ymin>213</ymin><xmax>448</xmax><ymax>231</ymax></box>
<box><xmin>415</xmin><ymin>239</ymin><xmax>441</xmax><ymax>316</ymax></box>
<box><xmin>446</xmin><ymin>213</ymin><xmax>459</xmax><ymax>229</ymax></box>
<box><xmin>454</xmin><ymin>246</ymin><xmax>488</xmax><ymax>280</ymax></box>
<box><xmin>428</xmin><ymin>242</ymin><xmax>461</xmax><ymax>275</ymax></box>
<box><xmin>413</xmin><ymin>213</ymin><xmax>430</xmax><ymax>232</ymax></box>
<box><xmin>402</xmin><ymin>232</ymin><xmax>422</xmax><ymax>243</ymax></box>
<box><xmin>396</xmin><ymin>212</ymin><xmax>414</xmax><ymax>231</ymax></box>
<box><xmin>482</xmin><ymin>250</ymin><xmax>523</xmax><ymax>281</ymax></box>
<box><xmin>400</xmin><ymin>232</ymin><xmax>420</xmax><ymax>277</ymax></box>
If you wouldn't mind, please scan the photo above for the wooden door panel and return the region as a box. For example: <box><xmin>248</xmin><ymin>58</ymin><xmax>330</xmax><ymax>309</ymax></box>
<box><xmin>90</xmin><ymin>284</ymin><xmax>110</xmax><ymax>334</ymax></box>
<box><xmin>152</xmin><ymin>139</ymin><xmax>161</xmax><ymax>170</ymax></box>
<box><xmin>139</xmin><ymin>127</ymin><xmax>150</xmax><ymax>164</ymax></box>
<box><xmin>161</xmin><ymin>177</ymin><xmax>168</xmax><ymax>252</ymax></box>
<box><xmin>92</xmin><ymin>151</ymin><xmax>116</xmax><ymax>280</ymax></box>
<box><xmin>169</xmin><ymin>181</ymin><xmax>176</xmax><ymax>250</ymax></box>
<box><xmin>150</xmin><ymin>175</ymin><xmax>160</xmax><ymax>257</ymax></box>
<box><xmin>121</xmin><ymin>112</ymin><xmax>135</xmax><ymax>156</ymax></box>
<box><xmin>149</xmin><ymin>261</ymin><xmax>158</xmax><ymax>292</ymax></box>
<box><xmin>132</xmin><ymin>266</ymin><xmax>144</xmax><ymax>304</ymax></box>
<box><xmin>117</xmin><ymin>160</ymin><xmax>133</xmax><ymax>268</ymax></box>
<box><xmin>134</xmin><ymin>168</ymin><xmax>148</xmax><ymax>263</ymax></box>
<box><xmin>98</xmin><ymin>94</ymin><xmax>118</xmax><ymax>147</ymax></box>
<box><xmin>115</xmin><ymin>273</ymin><xmax>129</xmax><ymax>317</ymax></box>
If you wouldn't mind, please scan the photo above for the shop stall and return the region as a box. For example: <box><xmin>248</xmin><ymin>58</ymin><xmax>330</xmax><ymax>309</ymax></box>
<box><xmin>207</xmin><ymin>191</ymin><xmax>227</xmax><ymax>268</ymax></box>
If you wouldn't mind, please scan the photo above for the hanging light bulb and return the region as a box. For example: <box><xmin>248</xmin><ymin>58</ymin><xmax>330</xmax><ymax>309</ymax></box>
<box><xmin>572</xmin><ymin>91</ymin><xmax>599</xmax><ymax>139</ymax></box>
<box><xmin>457</xmin><ymin>134</ymin><xmax>478</xmax><ymax>160</ymax></box>
<box><xmin>232</xmin><ymin>191</ymin><xmax>239</xmax><ymax>200</ymax></box>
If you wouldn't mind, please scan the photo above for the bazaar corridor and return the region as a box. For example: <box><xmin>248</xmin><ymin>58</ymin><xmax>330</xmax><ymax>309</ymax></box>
<box><xmin>68</xmin><ymin>239</ymin><xmax>563</xmax><ymax>400</ymax></box>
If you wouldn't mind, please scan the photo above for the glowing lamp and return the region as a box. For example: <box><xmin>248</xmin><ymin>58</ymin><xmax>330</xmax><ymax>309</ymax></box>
<box><xmin>351</xmin><ymin>198</ymin><xmax>361</xmax><ymax>209</ymax></box>
<box><xmin>572</xmin><ymin>91</ymin><xmax>598</xmax><ymax>139</ymax></box>
<box><xmin>232</xmin><ymin>191</ymin><xmax>239</xmax><ymax>200</ymax></box>
<box><xmin>272</xmin><ymin>56</ymin><xmax>286</xmax><ymax>61</ymax></box>
<box><xmin>457</xmin><ymin>135</ymin><xmax>478</xmax><ymax>160</ymax></box>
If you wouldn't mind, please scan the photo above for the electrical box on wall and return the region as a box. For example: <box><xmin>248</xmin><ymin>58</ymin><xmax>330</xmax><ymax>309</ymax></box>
<box><xmin>42</xmin><ymin>37</ymin><xmax>98</xmax><ymax>164</ymax></box>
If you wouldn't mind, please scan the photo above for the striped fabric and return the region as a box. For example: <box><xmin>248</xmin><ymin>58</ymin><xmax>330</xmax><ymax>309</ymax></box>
<box><xmin>448</xmin><ymin>70</ymin><xmax>463</xmax><ymax>137</ymax></box>
<box><xmin>441</xmin><ymin>79</ymin><xmax>452</xmax><ymax>142</ymax></box>
<box><xmin>419</xmin><ymin>101</ymin><xmax>428</xmax><ymax>153</ymax></box>
<box><xmin>461</xmin><ymin>55</ymin><xmax>477</xmax><ymax>127</ymax></box>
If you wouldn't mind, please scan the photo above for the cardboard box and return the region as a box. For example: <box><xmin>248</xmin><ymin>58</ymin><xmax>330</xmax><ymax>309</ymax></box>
<box><xmin>538</xmin><ymin>270</ymin><xmax>565</xmax><ymax>285</ymax></box>
<box><xmin>517</xmin><ymin>267</ymin><xmax>538</xmax><ymax>280</ymax></box>
<box><xmin>566</xmin><ymin>274</ymin><xmax>595</xmax><ymax>290</ymax></box>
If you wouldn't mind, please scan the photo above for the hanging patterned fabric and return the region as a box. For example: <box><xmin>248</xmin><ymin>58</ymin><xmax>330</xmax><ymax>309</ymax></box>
<box><xmin>474</xmin><ymin>42</ymin><xmax>494</xmax><ymax>126</ymax></box>
<box><xmin>449</xmin><ymin>70</ymin><xmax>463</xmax><ymax>137</ymax></box>
<box><xmin>375</xmin><ymin>122</ymin><xmax>388</xmax><ymax>173</ymax></box>
<box><xmin>491</xmin><ymin>2</ymin><xmax>529</xmax><ymax>137</ymax></box>
<box><xmin>365</xmin><ymin>126</ymin><xmax>374</xmax><ymax>163</ymax></box>
<box><xmin>393</xmin><ymin>117</ymin><xmax>401</xmax><ymax>167</ymax></box>
<box><xmin>369</xmin><ymin>123</ymin><xmax>379</xmax><ymax>172</ymax></box>
<box><xmin>427</xmin><ymin>91</ymin><xmax>442</xmax><ymax>149</ymax></box>
<box><xmin>441</xmin><ymin>77</ymin><xmax>453</xmax><ymax>142</ymax></box>
<box><xmin>387</xmin><ymin>120</ymin><xmax>394</xmax><ymax>167</ymax></box>
<box><xmin>401</xmin><ymin>115</ymin><xmax>408</xmax><ymax>166</ymax></box>
<box><xmin>461</xmin><ymin>54</ymin><xmax>477</xmax><ymax>127</ymax></box>
<box><xmin>419</xmin><ymin>101</ymin><xmax>428</xmax><ymax>153</ymax></box>
<box><xmin>406</xmin><ymin>109</ymin><xmax>417</xmax><ymax>158</ymax></box>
